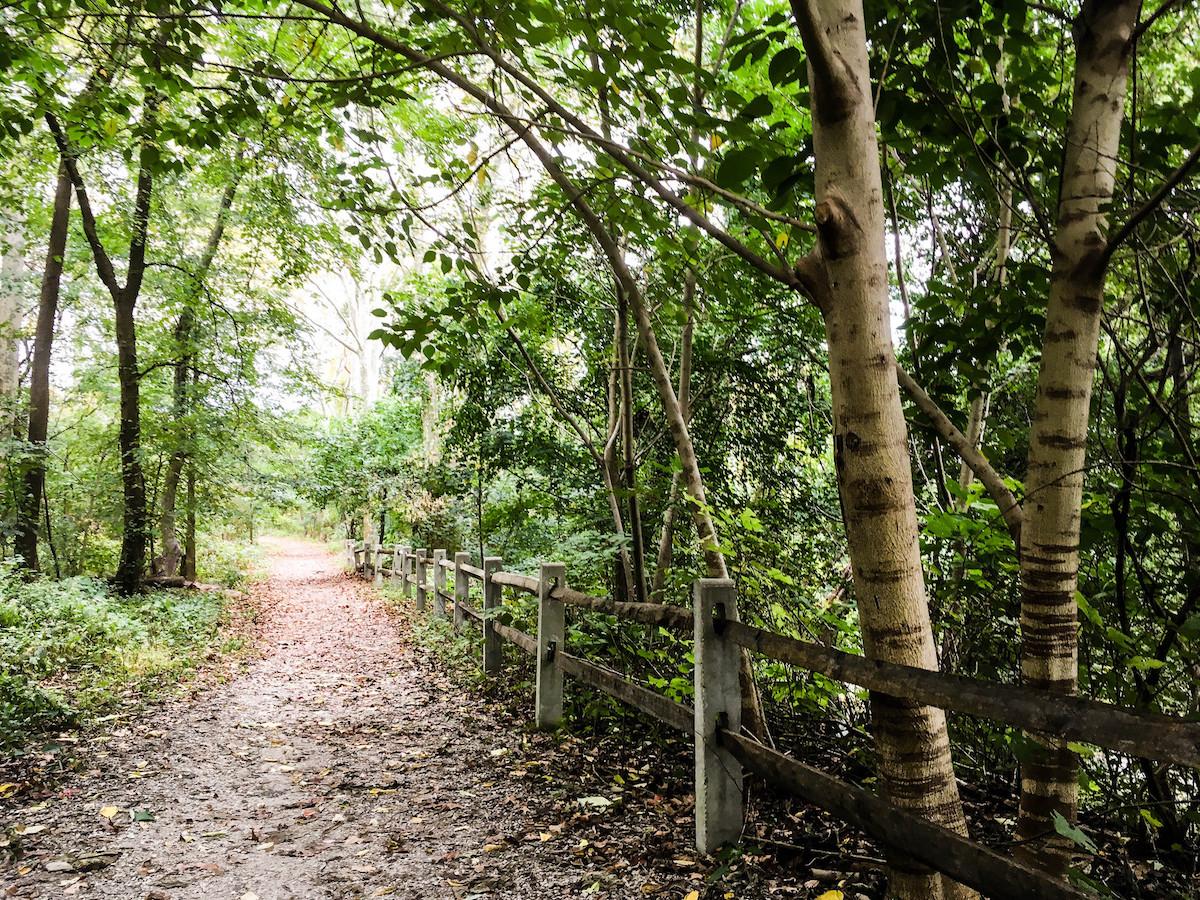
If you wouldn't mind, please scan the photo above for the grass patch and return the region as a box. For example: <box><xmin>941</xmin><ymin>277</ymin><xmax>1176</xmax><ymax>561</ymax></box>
<box><xmin>0</xmin><ymin>560</ymin><xmax>242</xmax><ymax>753</ymax></box>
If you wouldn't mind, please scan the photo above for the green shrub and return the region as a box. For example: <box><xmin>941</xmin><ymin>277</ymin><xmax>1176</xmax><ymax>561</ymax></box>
<box><xmin>0</xmin><ymin>560</ymin><xmax>235</xmax><ymax>751</ymax></box>
<box><xmin>196</xmin><ymin>535</ymin><xmax>264</xmax><ymax>587</ymax></box>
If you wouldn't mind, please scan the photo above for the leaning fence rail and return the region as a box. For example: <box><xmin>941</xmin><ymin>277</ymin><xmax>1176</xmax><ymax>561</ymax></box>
<box><xmin>343</xmin><ymin>539</ymin><xmax>1199</xmax><ymax>899</ymax></box>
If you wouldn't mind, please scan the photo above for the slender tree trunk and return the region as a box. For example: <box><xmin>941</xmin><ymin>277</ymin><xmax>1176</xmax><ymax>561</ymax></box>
<box><xmin>156</xmin><ymin>308</ymin><xmax>192</xmax><ymax>577</ymax></box>
<box><xmin>16</xmin><ymin>160</ymin><xmax>71</xmax><ymax>570</ymax></box>
<box><xmin>1016</xmin><ymin>0</ymin><xmax>1139</xmax><ymax>874</ymax></box>
<box><xmin>604</xmin><ymin>313</ymin><xmax>634</xmax><ymax>603</ymax></box>
<box><xmin>156</xmin><ymin>169</ymin><xmax>239</xmax><ymax>577</ymax></box>
<box><xmin>789</xmin><ymin>2</ymin><xmax>973</xmax><ymax>896</ymax></box>
<box><xmin>50</xmin><ymin>91</ymin><xmax>157</xmax><ymax>596</ymax></box>
<box><xmin>0</xmin><ymin>222</ymin><xmax>22</xmax><ymax>410</ymax></box>
<box><xmin>113</xmin><ymin>288</ymin><xmax>148</xmax><ymax>594</ymax></box>
<box><xmin>182</xmin><ymin>461</ymin><xmax>196</xmax><ymax>580</ymax></box>
<box><xmin>652</xmin><ymin>273</ymin><xmax>694</xmax><ymax>601</ymax></box>
<box><xmin>956</xmin><ymin>60</ymin><xmax>1012</xmax><ymax>508</ymax></box>
<box><xmin>617</xmin><ymin>287</ymin><xmax>648</xmax><ymax>603</ymax></box>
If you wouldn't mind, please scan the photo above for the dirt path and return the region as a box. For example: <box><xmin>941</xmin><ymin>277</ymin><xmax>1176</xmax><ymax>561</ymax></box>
<box><xmin>2</xmin><ymin>539</ymin><xmax>723</xmax><ymax>899</ymax></box>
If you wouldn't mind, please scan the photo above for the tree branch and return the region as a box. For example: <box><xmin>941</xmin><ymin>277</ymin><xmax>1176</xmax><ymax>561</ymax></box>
<box><xmin>44</xmin><ymin>113</ymin><xmax>121</xmax><ymax>297</ymax></box>
<box><xmin>788</xmin><ymin>0</ymin><xmax>862</xmax><ymax>121</ymax></box>
<box><xmin>1133</xmin><ymin>0</ymin><xmax>1189</xmax><ymax>40</ymax></box>
<box><xmin>1102</xmin><ymin>141</ymin><xmax>1200</xmax><ymax>264</ymax></box>
<box><xmin>895</xmin><ymin>364</ymin><xmax>1024</xmax><ymax>543</ymax></box>
<box><xmin>416</xmin><ymin>0</ymin><xmax>802</xmax><ymax>288</ymax></box>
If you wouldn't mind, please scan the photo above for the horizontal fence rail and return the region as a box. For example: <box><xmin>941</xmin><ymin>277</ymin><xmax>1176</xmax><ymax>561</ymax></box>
<box><xmin>722</xmin><ymin>620</ymin><xmax>1200</xmax><ymax>768</ymax></box>
<box><xmin>558</xmin><ymin>651</ymin><xmax>694</xmax><ymax>734</ymax></box>
<box><xmin>343</xmin><ymin>539</ymin><xmax>1199</xmax><ymax>894</ymax></box>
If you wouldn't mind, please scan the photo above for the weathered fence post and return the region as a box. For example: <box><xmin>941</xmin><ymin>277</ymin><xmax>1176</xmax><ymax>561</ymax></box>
<box><xmin>432</xmin><ymin>549</ymin><xmax>447</xmax><ymax>618</ymax></box>
<box><xmin>415</xmin><ymin>548</ymin><xmax>428</xmax><ymax>611</ymax></box>
<box><xmin>453</xmin><ymin>551</ymin><xmax>469</xmax><ymax>631</ymax></box>
<box><xmin>693</xmin><ymin>577</ymin><xmax>744</xmax><ymax>854</ymax></box>
<box><xmin>373</xmin><ymin>543</ymin><xmax>384</xmax><ymax>587</ymax></box>
<box><xmin>536</xmin><ymin>562</ymin><xmax>566</xmax><ymax>729</ymax></box>
<box><xmin>391</xmin><ymin>543</ymin><xmax>401</xmax><ymax>584</ymax></box>
<box><xmin>344</xmin><ymin>539</ymin><xmax>354</xmax><ymax>570</ymax></box>
<box><xmin>400</xmin><ymin>546</ymin><xmax>413</xmax><ymax>600</ymax></box>
<box><xmin>482</xmin><ymin>556</ymin><xmax>503</xmax><ymax>674</ymax></box>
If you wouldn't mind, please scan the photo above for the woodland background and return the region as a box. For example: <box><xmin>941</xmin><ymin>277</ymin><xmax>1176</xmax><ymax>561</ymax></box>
<box><xmin>0</xmin><ymin>0</ymin><xmax>1198</xmax><ymax>896</ymax></box>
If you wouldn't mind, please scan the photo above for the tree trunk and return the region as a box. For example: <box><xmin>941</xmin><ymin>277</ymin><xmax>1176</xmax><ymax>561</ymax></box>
<box><xmin>156</xmin><ymin>169</ymin><xmax>239</xmax><ymax>577</ymax></box>
<box><xmin>113</xmin><ymin>288</ymin><xmax>148</xmax><ymax>594</ymax></box>
<box><xmin>183</xmin><ymin>460</ymin><xmax>196</xmax><ymax>580</ymax></box>
<box><xmin>790</xmin><ymin>2</ymin><xmax>973</xmax><ymax>896</ymax></box>
<box><xmin>156</xmin><ymin>308</ymin><xmax>192</xmax><ymax>578</ymax></box>
<box><xmin>49</xmin><ymin>80</ymin><xmax>158</xmax><ymax>597</ymax></box>
<box><xmin>651</xmin><ymin>274</ymin><xmax>694</xmax><ymax>602</ymax></box>
<box><xmin>304</xmin><ymin>3</ymin><xmax>769</xmax><ymax>738</ymax></box>
<box><xmin>617</xmin><ymin>286</ymin><xmax>648</xmax><ymax>603</ymax></box>
<box><xmin>16</xmin><ymin>160</ymin><xmax>71</xmax><ymax>570</ymax></box>
<box><xmin>1016</xmin><ymin>0</ymin><xmax>1139</xmax><ymax>874</ymax></box>
<box><xmin>0</xmin><ymin>221</ymin><xmax>22</xmax><ymax>410</ymax></box>
<box><xmin>604</xmin><ymin>312</ymin><xmax>634</xmax><ymax>603</ymax></box>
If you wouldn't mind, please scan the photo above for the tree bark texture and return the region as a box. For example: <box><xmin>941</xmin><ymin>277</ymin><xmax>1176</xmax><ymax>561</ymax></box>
<box><xmin>16</xmin><ymin>160</ymin><xmax>72</xmax><ymax>570</ymax></box>
<box><xmin>1016</xmin><ymin>0</ymin><xmax>1139</xmax><ymax>874</ymax></box>
<box><xmin>791</xmin><ymin>1</ymin><xmax>973</xmax><ymax>896</ymax></box>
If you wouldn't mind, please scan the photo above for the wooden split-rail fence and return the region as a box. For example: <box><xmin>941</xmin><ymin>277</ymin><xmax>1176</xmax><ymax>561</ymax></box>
<box><xmin>347</xmin><ymin>540</ymin><xmax>1200</xmax><ymax>900</ymax></box>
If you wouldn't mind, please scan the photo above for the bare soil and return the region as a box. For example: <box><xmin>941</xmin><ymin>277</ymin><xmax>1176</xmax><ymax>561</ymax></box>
<box><xmin>1</xmin><ymin>538</ymin><xmax>821</xmax><ymax>899</ymax></box>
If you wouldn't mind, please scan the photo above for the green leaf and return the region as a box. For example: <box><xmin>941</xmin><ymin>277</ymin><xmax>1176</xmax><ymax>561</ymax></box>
<box><xmin>768</xmin><ymin>47</ymin><xmax>802</xmax><ymax>86</ymax></box>
<box><xmin>715</xmin><ymin>147</ymin><xmax>760</xmax><ymax>188</ymax></box>
<box><xmin>738</xmin><ymin>94</ymin><xmax>773</xmax><ymax>120</ymax></box>
<box><xmin>1051</xmin><ymin>811</ymin><xmax>1097</xmax><ymax>855</ymax></box>
<box><xmin>1126</xmin><ymin>655</ymin><xmax>1166</xmax><ymax>671</ymax></box>
<box><xmin>1178</xmin><ymin>614</ymin><xmax>1200</xmax><ymax>641</ymax></box>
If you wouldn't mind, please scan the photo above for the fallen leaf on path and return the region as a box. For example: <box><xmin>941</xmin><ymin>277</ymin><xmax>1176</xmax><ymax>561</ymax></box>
<box><xmin>98</xmin><ymin>806</ymin><xmax>118</xmax><ymax>819</ymax></box>
<box><xmin>576</xmin><ymin>796</ymin><xmax>612</xmax><ymax>810</ymax></box>
<box><xmin>71</xmin><ymin>851</ymin><xmax>118</xmax><ymax>871</ymax></box>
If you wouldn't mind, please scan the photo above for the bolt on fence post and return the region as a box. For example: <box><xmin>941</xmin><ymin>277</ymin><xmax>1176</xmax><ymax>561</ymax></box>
<box><xmin>453</xmin><ymin>552</ymin><xmax>469</xmax><ymax>631</ymax></box>
<box><xmin>391</xmin><ymin>543</ymin><xmax>401</xmax><ymax>584</ymax></box>
<box><xmin>415</xmin><ymin>548</ymin><xmax>428</xmax><ymax>611</ymax></box>
<box><xmin>373</xmin><ymin>543</ymin><xmax>384</xmax><ymax>587</ymax></box>
<box><xmin>432</xmin><ymin>549</ymin><xmax>447</xmax><ymax>618</ymax></box>
<box><xmin>693</xmin><ymin>577</ymin><xmax>744</xmax><ymax>854</ymax></box>
<box><xmin>536</xmin><ymin>562</ymin><xmax>566</xmax><ymax>729</ymax></box>
<box><xmin>482</xmin><ymin>556</ymin><xmax>503</xmax><ymax>674</ymax></box>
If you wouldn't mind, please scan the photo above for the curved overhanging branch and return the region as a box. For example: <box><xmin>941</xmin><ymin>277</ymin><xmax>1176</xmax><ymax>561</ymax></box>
<box><xmin>895</xmin><ymin>364</ymin><xmax>1024</xmax><ymax>543</ymax></box>
<box><xmin>418</xmin><ymin>0</ymin><xmax>801</xmax><ymax>289</ymax></box>
<box><xmin>289</xmin><ymin>0</ymin><xmax>730</xmax><ymax>578</ymax></box>
<box><xmin>1101</xmin><ymin>140</ymin><xmax>1200</xmax><ymax>266</ymax></box>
